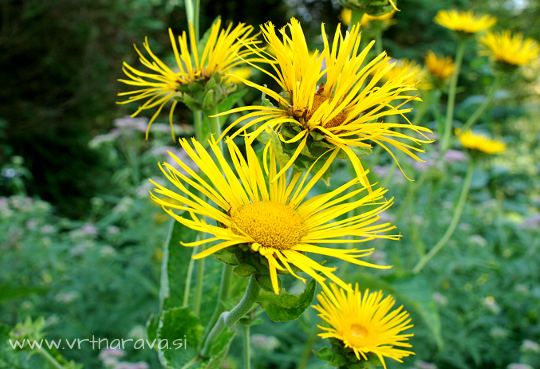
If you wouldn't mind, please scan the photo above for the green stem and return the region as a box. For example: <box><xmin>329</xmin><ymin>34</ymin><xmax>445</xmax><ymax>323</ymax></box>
<box><xmin>210</xmin><ymin>105</ymin><xmax>223</xmax><ymax>149</ymax></box>
<box><xmin>440</xmin><ymin>40</ymin><xmax>465</xmax><ymax>153</ymax></box>
<box><xmin>193</xmin><ymin>250</ymin><xmax>204</xmax><ymax>316</ymax></box>
<box><xmin>413</xmin><ymin>157</ymin><xmax>475</xmax><ymax>273</ymax></box>
<box><xmin>461</xmin><ymin>74</ymin><xmax>501</xmax><ymax>132</ymax></box>
<box><xmin>183</xmin><ymin>246</ymin><xmax>198</xmax><ymax>307</ymax></box>
<box><xmin>184</xmin><ymin>0</ymin><xmax>200</xmax><ymax>42</ymax></box>
<box><xmin>200</xmin><ymin>276</ymin><xmax>260</xmax><ymax>357</ymax></box>
<box><xmin>375</xmin><ymin>27</ymin><xmax>383</xmax><ymax>55</ymax></box>
<box><xmin>242</xmin><ymin>324</ymin><xmax>251</xmax><ymax>369</ymax></box>
<box><xmin>37</xmin><ymin>347</ymin><xmax>64</xmax><ymax>369</ymax></box>
<box><xmin>194</xmin><ymin>110</ymin><xmax>204</xmax><ymax>142</ymax></box>
<box><xmin>297</xmin><ymin>331</ymin><xmax>318</xmax><ymax>369</ymax></box>
<box><xmin>348</xmin><ymin>9</ymin><xmax>364</xmax><ymax>32</ymax></box>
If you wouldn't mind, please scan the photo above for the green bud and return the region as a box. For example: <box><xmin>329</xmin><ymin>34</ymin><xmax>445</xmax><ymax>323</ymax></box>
<box><xmin>338</xmin><ymin>0</ymin><xmax>397</xmax><ymax>16</ymax></box>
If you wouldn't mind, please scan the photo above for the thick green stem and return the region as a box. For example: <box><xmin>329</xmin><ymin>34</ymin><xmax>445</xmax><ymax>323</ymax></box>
<box><xmin>462</xmin><ymin>75</ymin><xmax>501</xmax><ymax>132</ymax></box>
<box><xmin>184</xmin><ymin>0</ymin><xmax>200</xmax><ymax>42</ymax></box>
<box><xmin>440</xmin><ymin>40</ymin><xmax>465</xmax><ymax>152</ymax></box>
<box><xmin>200</xmin><ymin>276</ymin><xmax>260</xmax><ymax>357</ymax></box>
<box><xmin>193</xmin><ymin>251</ymin><xmax>204</xmax><ymax>316</ymax></box>
<box><xmin>183</xmin><ymin>247</ymin><xmax>197</xmax><ymax>307</ymax></box>
<box><xmin>194</xmin><ymin>110</ymin><xmax>204</xmax><ymax>142</ymax></box>
<box><xmin>37</xmin><ymin>347</ymin><xmax>64</xmax><ymax>369</ymax></box>
<box><xmin>348</xmin><ymin>9</ymin><xmax>364</xmax><ymax>32</ymax></box>
<box><xmin>413</xmin><ymin>157</ymin><xmax>475</xmax><ymax>273</ymax></box>
<box><xmin>375</xmin><ymin>27</ymin><xmax>383</xmax><ymax>55</ymax></box>
<box><xmin>242</xmin><ymin>324</ymin><xmax>251</xmax><ymax>369</ymax></box>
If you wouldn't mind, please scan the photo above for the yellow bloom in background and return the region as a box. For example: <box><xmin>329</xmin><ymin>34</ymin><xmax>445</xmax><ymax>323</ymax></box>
<box><xmin>425</xmin><ymin>51</ymin><xmax>455</xmax><ymax>80</ymax></box>
<box><xmin>480</xmin><ymin>31</ymin><xmax>540</xmax><ymax>66</ymax></box>
<box><xmin>341</xmin><ymin>8</ymin><xmax>396</xmax><ymax>27</ymax></box>
<box><xmin>118</xmin><ymin>20</ymin><xmax>258</xmax><ymax>138</ymax></box>
<box><xmin>434</xmin><ymin>10</ymin><xmax>496</xmax><ymax>34</ymax></box>
<box><xmin>314</xmin><ymin>284</ymin><xmax>414</xmax><ymax>368</ymax></box>
<box><xmin>226</xmin><ymin>66</ymin><xmax>253</xmax><ymax>84</ymax></box>
<box><xmin>381</xmin><ymin>58</ymin><xmax>431</xmax><ymax>90</ymax></box>
<box><xmin>219</xmin><ymin>18</ymin><xmax>431</xmax><ymax>184</ymax></box>
<box><xmin>457</xmin><ymin>130</ymin><xmax>506</xmax><ymax>154</ymax></box>
<box><xmin>151</xmin><ymin>137</ymin><xmax>398</xmax><ymax>295</ymax></box>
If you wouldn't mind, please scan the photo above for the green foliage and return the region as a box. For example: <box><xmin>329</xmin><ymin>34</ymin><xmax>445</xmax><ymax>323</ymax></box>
<box><xmin>257</xmin><ymin>280</ymin><xmax>316</xmax><ymax>322</ymax></box>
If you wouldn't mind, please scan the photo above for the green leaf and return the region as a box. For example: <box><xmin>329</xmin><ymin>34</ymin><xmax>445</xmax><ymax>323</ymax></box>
<box><xmin>233</xmin><ymin>264</ymin><xmax>256</xmax><ymax>277</ymax></box>
<box><xmin>160</xmin><ymin>219</ymin><xmax>198</xmax><ymax>310</ymax></box>
<box><xmin>257</xmin><ymin>280</ymin><xmax>316</xmax><ymax>321</ymax></box>
<box><xmin>158</xmin><ymin>307</ymin><xmax>204</xmax><ymax>368</ymax></box>
<box><xmin>217</xmin><ymin>88</ymin><xmax>248</xmax><ymax>113</ymax></box>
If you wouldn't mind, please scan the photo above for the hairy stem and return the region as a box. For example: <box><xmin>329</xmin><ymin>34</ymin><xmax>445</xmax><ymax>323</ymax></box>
<box><xmin>462</xmin><ymin>74</ymin><xmax>501</xmax><ymax>132</ymax></box>
<box><xmin>413</xmin><ymin>157</ymin><xmax>475</xmax><ymax>273</ymax></box>
<box><xmin>200</xmin><ymin>276</ymin><xmax>260</xmax><ymax>357</ymax></box>
<box><xmin>242</xmin><ymin>324</ymin><xmax>251</xmax><ymax>369</ymax></box>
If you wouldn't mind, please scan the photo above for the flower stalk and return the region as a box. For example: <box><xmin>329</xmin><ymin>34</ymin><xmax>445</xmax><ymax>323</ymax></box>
<box><xmin>413</xmin><ymin>156</ymin><xmax>475</xmax><ymax>273</ymax></box>
<box><xmin>441</xmin><ymin>39</ymin><xmax>466</xmax><ymax>152</ymax></box>
<box><xmin>200</xmin><ymin>275</ymin><xmax>260</xmax><ymax>357</ymax></box>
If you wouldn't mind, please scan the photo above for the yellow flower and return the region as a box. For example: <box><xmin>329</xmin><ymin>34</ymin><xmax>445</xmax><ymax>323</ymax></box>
<box><xmin>480</xmin><ymin>31</ymin><xmax>540</xmax><ymax>66</ymax></box>
<box><xmin>118</xmin><ymin>20</ymin><xmax>258</xmax><ymax>139</ymax></box>
<box><xmin>341</xmin><ymin>8</ymin><xmax>396</xmax><ymax>27</ymax></box>
<box><xmin>381</xmin><ymin>58</ymin><xmax>431</xmax><ymax>90</ymax></box>
<box><xmin>425</xmin><ymin>51</ymin><xmax>455</xmax><ymax>80</ymax></box>
<box><xmin>434</xmin><ymin>10</ymin><xmax>496</xmax><ymax>34</ymax></box>
<box><xmin>457</xmin><ymin>130</ymin><xmax>506</xmax><ymax>154</ymax></box>
<box><xmin>314</xmin><ymin>284</ymin><xmax>414</xmax><ymax>368</ymax></box>
<box><xmin>219</xmin><ymin>18</ymin><xmax>431</xmax><ymax>184</ymax></box>
<box><xmin>226</xmin><ymin>67</ymin><xmax>253</xmax><ymax>84</ymax></box>
<box><xmin>151</xmin><ymin>137</ymin><xmax>398</xmax><ymax>295</ymax></box>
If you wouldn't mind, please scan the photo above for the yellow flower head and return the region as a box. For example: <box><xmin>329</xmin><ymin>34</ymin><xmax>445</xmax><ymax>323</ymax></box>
<box><xmin>381</xmin><ymin>58</ymin><xmax>431</xmax><ymax>90</ymax></box>
<box><xmin>118</xmin><ymin>20</ymin><xmax>258</xmax><ymax>139</ymax></box>
<box><xmin>457</xmin><ymin>130</ymin><xmax>506</xmax><ymax>154</ymax></box>
<box><xmin>480</xmin><ymin>31</ymin><xmax>540</xmax><ymax>66</ymax></box>
<box><xmin>314</xmin><ymin>284</ymin><xmax>414</xmax><ymax>368</ymax></box>
<box><xmin>151</xmin><ymin>137</ymin><xmax>398</xmax><ymax>294</ymax></box>
<box><xmin>341</xmin><ymin>8</ymin><xmax>396</xmax><ymax>27</ymax></box>
<box><xmin>425</xmin><ymin>51</ymin><xmax>455</xmax><ymax>80</ymax></box>
<box><xmin>226</xmin><ymin>66</ymin><xmax>253</xmax><ymax>84</ymax></box>
<box><xmin>434</xmin><ymin>10</ymin><xmax>496</xmax><ymax>34</ymax></box>
<box><xmin>219</xmin><ymin>18</ymin><xmax>432</xmax><ymax>184</ymax></box>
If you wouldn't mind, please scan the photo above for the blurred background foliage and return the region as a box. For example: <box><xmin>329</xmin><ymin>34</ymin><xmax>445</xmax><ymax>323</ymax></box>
<box><xmin>1</xmin><ymin>0</ymin><xmax>540</xmax><ymax>368</ymax></box>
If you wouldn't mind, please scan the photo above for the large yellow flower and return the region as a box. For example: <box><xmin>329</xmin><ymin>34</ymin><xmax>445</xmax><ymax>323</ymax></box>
<box><xmin>434</xmin><ymin>10</ymin><xmax>496</xmax><ymax>34</ymax></box>
<box><xmin>314</xmin><ymin>284</ymin><xmax>414</xmax><ymax>369</ymax></box>
<box><xmin>219</xmin><ymin>18</ymin><xmax>431</xmax><ymax>183</ymax></box>
<box><xmin>151</xmin><ymin>137</ymin><xmax>398</xmax><ymax>294</ymax></box>
<box><xmin>425</xmin><ymin>51</ymin><xmax>455</xmax><ymax>80</ymax></box>
<box><xmin>118</xmin><ymin>20</ymin><xmax>258</xmax><ymax>139</ymax></box>
<box><xmin>457</xmin><ymin>130</ymin><xmax>506</xmax><ymax>154</ymax></box>
<box><xmin>480</xmin><ymin>31</ymin><xmax>540</xmax><ymax>66</ymax></box>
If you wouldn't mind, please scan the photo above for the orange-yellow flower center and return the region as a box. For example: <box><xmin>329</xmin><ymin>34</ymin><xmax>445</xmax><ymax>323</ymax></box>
<box><xmin>231</xmin><ymin>201</ymin><xmax>306</xmax><ymax>250</ymax></box>
<box><xmin>346</xmin><ymin>323</ymin><xmax>371</xmax><ymax>346</ymax></box>
<box><xmin>306</xmin><ymin>94</ymin><xmax>348</xmax><ymax>129</ymax></box>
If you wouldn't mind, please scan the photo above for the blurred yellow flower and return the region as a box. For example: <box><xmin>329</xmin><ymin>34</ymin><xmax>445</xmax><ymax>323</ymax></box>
<box><xmin>480</xmin><ymin>31</ymin><xmax>540</xmax><ymax>66</ymax></box>
<box><xmin>341</xmin><ymin>8</ymin><xmax>396</xmax><ymax>27</ymax></box>
<box><xmin>226</xmin><ymin>67</ymin><xmax>253</xmax><ymax>84</ymax></box>
<box><xmin>151</xmin><ymin>137</ymin><xmax>397</xmax><ymax>295</ymax></box>
<box><xmin>219</xmin><ymin>18</ymin><xmax>431</xmax><ymax>184</ymax></box>
<box><xmin>457</xmin><ymin>130</ymin><xmax>506</xmax><ymax>154</ymax></box>
<box><xmin>434</xmin><ymin>10</ymin><xmax>496</xmax><ymax>34</ymax></box>
<box><xmin>381</xmin><ymin>58</ymin><xmax>431</xmax><ymax>90</ymax></box>
<box><xmin>314</xmin><ymin>284</ymin><xmax>414</xmax><ymax>368</ymax></box>
<box><xmin>425</xmin><ymin>51</ymin><xmax>455</xmax><ymax>80</ymax></box>
<box><xmin>118</xmin><ymin>20</ymin><xmax>258</xmax><ymax>138</ymax></box>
